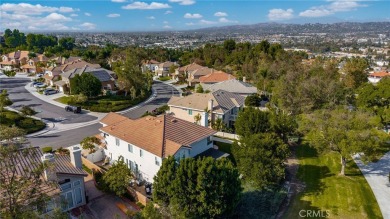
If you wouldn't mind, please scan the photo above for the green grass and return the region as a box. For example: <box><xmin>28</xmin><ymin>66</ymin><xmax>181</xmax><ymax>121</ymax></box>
<box><xmin>158</xmin><ymin>76</ymin><xmax>171</xmax><ymax>81</ymax></box>
<box><xmin>0</xmin><ymin>109</ymin><xmax>46</xmax><ymax>134</ymax></box>
<box><xmin>82</xmin><ymin>164</ymin><xmax>92</xmax><ymax>174</ymax></box>
<box><xmin>284</xmin><ymin>144</ymin><xmax>382</xmax><ymax>219</ymax></box>
<box><xmin>55</xmin><ymin>93</ymin><xmax>150</xmax><ymax>112</ymax></box>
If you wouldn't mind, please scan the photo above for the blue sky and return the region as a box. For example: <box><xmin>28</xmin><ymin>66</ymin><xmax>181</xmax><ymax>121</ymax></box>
<box><xmin>1</xmin><ymin>0</ymin><xmax>389</xmax><ymax>31</ymax></box>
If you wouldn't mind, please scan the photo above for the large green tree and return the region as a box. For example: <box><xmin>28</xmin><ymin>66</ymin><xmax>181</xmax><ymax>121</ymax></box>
<box><xmin>102</xmin><ymin>156</ymin><xmax>133</xmax><ymax>196</ymax></box>
<box><xmin>232</xmin><ymin>133</ymin><xmax>290</xmax><ymax>189</ymax></box>
<box><xmin>153</xmin><ymin>157</ymin><xmax>242</xmax><ymax>218</ymax></box>
<box><xmin>342</xmin><ymin>57</ymin><xmax>369</xmax><ymax>89</ymax></box>
<box><xmin>235</xmin><ymin>107</ymin><xmax>271</xmax><ymax>137</ymax></box>
<box><xmin>299</xmin><ymin>108</ymin><xmax>389</xmax><ymax>175</ymax></box>
<box><xmin>70</xmin><ymin>73</ymin><xmax>102</xmax><ymax>97</ymax></box>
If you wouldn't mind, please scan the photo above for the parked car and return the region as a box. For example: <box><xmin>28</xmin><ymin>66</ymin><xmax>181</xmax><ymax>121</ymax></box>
<box><xmin>36</xmin><ymin>73</ymin><xmax>44</xmax><ymax>77</ymax></box>
<box><xmin>65</xmin><ymin>105</ymin><xmax>82</xmax><ymax>114</ymax></box>
<box><xmin>33</xmin><ymin>82</ymin><xmax>45</xmax><ymax>88</ymax></box>
<box><xmin>43</xmin><ymin>88</ymin><xmax>58</xmax><ymax>95</ymax></box>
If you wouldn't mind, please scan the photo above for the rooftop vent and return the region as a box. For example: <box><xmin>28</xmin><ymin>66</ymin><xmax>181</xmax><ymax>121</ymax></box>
<box><xmin>171</xmin><ymin>119</ymin><xmax>177</xmax><ymax>123</ymax></box>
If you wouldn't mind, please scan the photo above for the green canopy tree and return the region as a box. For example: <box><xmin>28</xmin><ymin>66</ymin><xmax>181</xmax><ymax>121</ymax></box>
<box><xmin>299</xmin><ymin>108</ymin><xmax>389</xmax><ymax>175</ymax></box>
<box><xmin>232</xmin><ymin>133</ymin><xmax>290</xmax><ymax>189</ymax></box>
<box><xmin>70</xmin><ymin>73</ymin><xmax>101</xmax><ymax>97</ymax></box>
<box><xmin>103</xmin><ymin>156</ymin><xmax>133</xmax><ymax>196</ymax></box>
<box><xmin>196</xmin><ymin>84</ymin><xmax>204</xmax><ymax>93</ymax></box>
<box><xmin>153</xmin><ymin>157</ymin><xmax>242</xmax><ymax>218</ymax></box>
<box><xmin>0</xmin><ymin>90</ymin><xmax>13</xmax><ymax>111</ymax></box>
<box><xmin>342</xmin><ymin>57</ymin><xmax>369</xmax><ymax>89</ymax></box>
<box><xmin>235</xmin><ymin>107</ymin><xmax>271</xmax><ymax>137</ymax></box>
<box><xmin>80</xmin><ymin>136</ymin><xmax>100</xmax><ymax>154</ymax></box>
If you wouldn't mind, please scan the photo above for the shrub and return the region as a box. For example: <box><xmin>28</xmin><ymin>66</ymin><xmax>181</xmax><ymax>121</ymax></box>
<box><xmin>42</xmin><ymin>147</ymin><xmax>53</xmax><ymax>153</ymax></box>
<box><xmin>3</xmin><ymin>70</ymin><xmax>16</xmax><ymax>77</ymax></box>
<box><xmin>20</xmin><ymin>106</ymin><xmax>37</xmax><ymax>117</ymax></box>
<box><xmin>158</xmin><ymin>76</ymin><xmax>171</xmax><ymax>81</ymax></box>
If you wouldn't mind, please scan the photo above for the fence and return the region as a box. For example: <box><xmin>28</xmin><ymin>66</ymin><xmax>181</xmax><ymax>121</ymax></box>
<box><xmin>214</xmin><ymin>131</ymin><xmax>239</xmax><ymax>140</ymax></box>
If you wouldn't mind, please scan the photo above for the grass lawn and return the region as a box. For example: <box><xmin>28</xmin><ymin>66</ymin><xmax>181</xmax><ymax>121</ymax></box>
<box><xmin>158</xmin><ymin>76</ymin><xmax>171</xmax><ymax>81</ymax></box>
<box><xmin>284</xmin><ymin>144</ymin><xmax>382</xmax><ymax>219</ymax></box>
<box><xmin>0</xmin><ymin>109</ymin><xmax>46</xmax><ymax>134</ymax></box>
<box><xmin>55</xmin><ymin>93</ymin><xmax>150</xmax><ymax>112</ymax></box>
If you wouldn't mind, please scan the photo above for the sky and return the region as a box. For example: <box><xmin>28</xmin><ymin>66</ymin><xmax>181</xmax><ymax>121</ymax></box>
<box><xmin>1</xmin><ymin>0</ymin><xmax>389</xmax><ymax>32</ymax></box>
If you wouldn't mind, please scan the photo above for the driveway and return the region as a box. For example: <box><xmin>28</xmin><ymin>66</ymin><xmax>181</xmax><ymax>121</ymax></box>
<box><xmin>354</xmin><ymin>152</ymin><xmax>390</xmax><ymax>219</ymax></box>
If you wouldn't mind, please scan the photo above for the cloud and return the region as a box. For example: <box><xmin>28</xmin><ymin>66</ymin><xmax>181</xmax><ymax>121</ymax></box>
<box><xmin>85</xmin><ymin>12</ymin><xmax>92</xmax><ymax>16</ymax></box>
<box><xmin>122</xmin><ymin>2</ymin><xmax>171</xmax><ymax>10</ymax></box>
<box><xmin>164</xmin><ymin>10</ymin><xmax>173</xmax><ymax>14</ymax></box>
<box><xmin>185</xmin><ymin>22</ymin><xmax>195</xmax><ymax>26</ymax></box>
<box><xmin>79</xmin><ymin>22</ymin><xmax>96</xmax><ymax>30</ymax></box>
<box><xmin>112</xmin><ymin>0</ymin><xmax>127</xmax><ymax>2</ymax></box>
<box><xmin>0</xmin><ymin>3</ymin><xmax>78</xmax><ymax>15</ymax></box>
<box><xmin>268</xmin><ymin>8</ymin><xmax>294</xmax><ymax>21</ymax></box>
<box><xmin>163</xmin><ymin>25</ymin><xmax>172</xmax><ymax>29</ymax></box>
<box><xmin>218</xmin><ymin>17</ymin><xmax>238</xmax><ymax>23</ymax></box>
<box><xmin>163</xmin><ymin>21</ymin><xmax>169</xmax><ymax>24</ymax></box>
<box><xmin>214</xmin><ymin>12</ymin><xmax>227</xmax><ymax>17</ymax></box>
<box><xmin>45</xmin><ymin>12</ymin><xmax>72</xmax><ymax>22</ymax></box>
<box><xmin>70</xmin><ymin>13</ymin><xmax>78</xmax><ymax>17</ymax></box>
<box><xmin>147</xmin><ymin>16</ymin><xmax>156</xmax><ymax>19</ymax></box>
<box><xmin>299</xmin><ymin>0</ymin><xmax>367</xmax><ymax>17</ymax></box>
<box><xmin>107</xmin><ymin>13</ymin><xmax>120</xmax><ymax>18</ymax></box>
<box><xmin>169</xmin><ymin>0</ymin><xmax>195</xmax><ymax>5</ymax></box>
<box><xmin>184</xmin><ymin>13</ymin><xmax>202</xmax><ymax>19</ymax></box>
<box><xmin>199</xmin><ymin>19</ymin><xmax>217</xmax><ymax>25</ymax></box>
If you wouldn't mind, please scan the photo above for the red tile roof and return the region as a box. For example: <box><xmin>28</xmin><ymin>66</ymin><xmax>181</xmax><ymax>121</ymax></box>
<box><xmin>199</xmin><ymin>70</ymin><xmax>235</xmax><ymax>83</ymax></box>
<box><xmin>369</xmin><ymin>71</ymin><xmax>390</xmax><ymax>78</ymax></box>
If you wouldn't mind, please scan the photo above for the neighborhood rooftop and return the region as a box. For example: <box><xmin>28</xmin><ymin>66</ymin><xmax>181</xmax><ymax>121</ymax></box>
<box><xmin>99</xmin><ymin>114</ymin><xmax>217</xmax><ymax>157</ymax></box>
<box><xmin>201</xmin><ymin>79</ymin><xmax>258</xmax><ymax>94</ymax></box>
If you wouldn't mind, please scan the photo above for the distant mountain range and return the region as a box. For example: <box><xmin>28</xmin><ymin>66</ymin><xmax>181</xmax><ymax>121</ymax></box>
<box><xmin>190</xmin><ymin>22</ymin><xmax>390</xmax><ymax>35</ymax></box>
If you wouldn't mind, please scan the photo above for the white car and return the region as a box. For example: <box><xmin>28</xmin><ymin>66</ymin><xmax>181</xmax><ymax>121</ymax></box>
<box><xmin>34</xmin><ymin>83</ymin><xmax>46</xmax><ymax>88</ymax></box>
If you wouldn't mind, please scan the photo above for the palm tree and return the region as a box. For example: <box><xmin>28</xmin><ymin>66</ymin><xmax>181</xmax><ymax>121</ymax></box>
<box><xmin>194</xmin><ymin>113</ymin><xmax>201</xmax><ymax>125</ymax></box>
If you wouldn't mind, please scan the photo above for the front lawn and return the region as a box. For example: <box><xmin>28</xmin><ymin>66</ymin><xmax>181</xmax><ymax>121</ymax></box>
<box><xmin>158</xmin><ymin>76</ymin><xmax>171</xmax><ymax>81</ymax></box>
<box><xmin>55</xmin><ymin>93</ymin><xmax>150</xmax><ymax>112</ymax></box>
<box><xmin>0</xmin><ymin>109</ymin><xmax>46</xmax><ymax>134</ymax></box>
<box><xmin>284</xmin><ymin>144</ymin><xmax>382</xmax><ymax>219</ymax></box>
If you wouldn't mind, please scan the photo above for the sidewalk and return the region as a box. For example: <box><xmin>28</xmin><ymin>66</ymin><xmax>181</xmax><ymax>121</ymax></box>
<box><xmin>353</xmin><ymin>152</ymin><xmax>390</xmax><ymax>219</ymax></box>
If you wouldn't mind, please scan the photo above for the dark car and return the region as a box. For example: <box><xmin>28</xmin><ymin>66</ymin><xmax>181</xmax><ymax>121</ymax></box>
<box><xmin>65</xmin><ymin>105</ymin><xmax>82</xmax><ymax>114</ymax></box>
<box><xmin>43</xmin><ymin>88</ymin><xmax>58</xmax><ymax>95</ymax></box>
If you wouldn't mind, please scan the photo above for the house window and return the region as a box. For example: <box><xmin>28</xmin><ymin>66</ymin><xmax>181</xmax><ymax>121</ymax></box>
<box><xmin>207</xmin><ymin>136</ymin><xmax>212</xmax><ymax>145</ymax></box>
<box><xmin>74</xmin><ymin>187</ymin><xmax>83</xmax><ymax>205</ymax></box>
<box><xmin>115</xmin><ymin>138</ymin><xmax>120</xmax><ymax>146</ymax></box>
<box><xmin>129</xmin><ymin>160</ymin><xmax>134</xmax><ymax>171</ymax></box>
<box><xmin>60</xmin><ymin>183</ymin><xmax>71</xmax><ymax>191</ymax></box>
<box><xmin>128</xmin><ymin>144</ymin><xmax>133</xmax><ymax>153</ymax></box>
<box><xmin>155</xmin><ymin>157</ymin><xmax>160</xmax><ymax>166</ymax></box>
<box><xmin>140</xmin><ymin>149</ymin><xmax>143</xmax><ymax>157</ymax></box>
<box><xmin>73</xmin><ymin>180</ymin><xmax>80</xmax><ymax>186</ymax></box>
<box><xmin>188</xmin><ymin>109</ymin><xmax>193</xmax><ymax>115</ymax></box>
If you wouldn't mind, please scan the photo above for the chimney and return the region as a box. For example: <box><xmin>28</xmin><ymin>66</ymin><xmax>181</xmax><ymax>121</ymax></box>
<box><xmin>41</xmin><ymin>153</ymin><xmax>57</xmax><ymax>182</ymax></box>
<box><xmin>243</xmin><ymin>77</ymin><xmax>246</xmax><ymax>83</ymax></box>
<box><xmin>201</xmin><ymin>111</ymin><xmax>208</xmax><ymax>127</ymax></box>
<box><xmin>69</xmin><ymin>146</ymin><xmax>82</xmax><ymax>169</ymax></box>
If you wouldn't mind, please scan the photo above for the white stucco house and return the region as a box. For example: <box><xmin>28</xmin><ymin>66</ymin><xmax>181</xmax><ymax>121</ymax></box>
<box><xmin>99</xmin><ymin>113</ymin><xmax>217</xmax><ymax>183</ymax></box>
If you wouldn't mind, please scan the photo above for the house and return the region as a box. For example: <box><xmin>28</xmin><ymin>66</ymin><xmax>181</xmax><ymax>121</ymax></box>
<box><xmin>20</xmin><ymin>54</ymin><xmax>49</xmax><ymax>73</ymax></box>
<box><xmin>141</xmin><ymin>59</ymin><xmax>160</xmax><ymax>73</ymax></box>
<box><xmin>99</xmin><ymin>113</ymin><xmax>217</xmax><ymax>183</ymax></box>
<box><xmin>168</xmin><ymin>90</ymin><xmax>245</xmax><ymax>128</ymax></box>
<box><xmin>0</xmin><ymin>146</ymin><xmax>87</xmax><ymax>215</ymax></box>
<box><xmin>368</xmin><ymin>71</ymin><xmax>390</xmax><ymax>84</ymax></box>
<box><xmin>200</xmin><ymin>79</ymin><xmax>257</xmax><ymax>96</ymax></box>
<box><xmin>174</xmin><ymin>62</ymin><xmax>204</xmax><ymax>81</ymax></box>
<box><xmin>155</xmin><ymin>61</ymin><xmax>176</xmax><ymax>77</ymax></box>
<box><xmin>43</xmin><ymin>59</ymin><xmax>100</xmax><ymax>89</ymax></box>
<box><xmin>58</xmin><ymin>66</ymin><xmax>115</xmax><ymax>93</ymax></box>
<box><xmin>0</xmin><ymin>50</ymin><xmax>29</xmax><ymax>70</ymax></box>
<box><xmin>198</xmin><ymin>70</ymin><xmax>235</xmax><ymax>84</ymax></box>
<box><xmin>187</xmin><ymin>67</ymin><xmax>213</xmax><ymax>86</ymax></box>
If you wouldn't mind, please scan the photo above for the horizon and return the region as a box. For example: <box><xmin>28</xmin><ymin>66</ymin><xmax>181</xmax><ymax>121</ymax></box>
<box><xmin>1</xmin><ymin>1</ymin><xmax>390</xmax><ymax>32</ymax></box>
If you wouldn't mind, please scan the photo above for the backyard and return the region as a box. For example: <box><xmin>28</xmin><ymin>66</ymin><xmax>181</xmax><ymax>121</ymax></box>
<box><xmin>283</xmin><ymin>144</ymin><xmax>382</xmax><ymax>219</ymax></box>
<box><xmin>0</xmin><ymin>109</ymin><xmax>46</xmax><ymax>133</ymax></box>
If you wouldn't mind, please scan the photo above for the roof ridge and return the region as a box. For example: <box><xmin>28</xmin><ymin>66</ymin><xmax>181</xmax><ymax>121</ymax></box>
<box><xmin>161</xmin><ymin>115</ymin><xmax>167</xmax><ymax>158</ymax></box>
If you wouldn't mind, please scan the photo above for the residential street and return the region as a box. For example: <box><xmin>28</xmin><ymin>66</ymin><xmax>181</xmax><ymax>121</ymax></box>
<box><xmin>1</xmin><ymin>76</ymin><xmax>182</xmax><ymax>148</ymax></box>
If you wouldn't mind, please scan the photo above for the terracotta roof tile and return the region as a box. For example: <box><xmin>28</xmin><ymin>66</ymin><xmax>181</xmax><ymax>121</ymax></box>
<box><xmin>369</xmin><ymin>71</ymin><xmax>390</xmax><ymax>78</ymax></box>
<box><xmin>100</xmin><ymin>112</ymin><xmax>128</xmax><ymax>126</ymax></box>
<box><xmin>199</xmin><ymin>70</ymin><xmax>235</xmax><ymax>83</ymax></box>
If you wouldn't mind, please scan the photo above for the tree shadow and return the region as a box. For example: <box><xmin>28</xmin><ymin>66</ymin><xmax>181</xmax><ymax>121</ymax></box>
<box><xmin>296</xmin><ymin>143</ymin><xmax>318</xmax><ymax>159</ymax></box>
<box><xmin>297</xmin><ymin>164</ymin><xmax>332</xmax><ymax>196</ymax></box>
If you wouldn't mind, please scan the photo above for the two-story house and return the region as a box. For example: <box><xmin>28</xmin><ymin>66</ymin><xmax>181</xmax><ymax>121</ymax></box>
<box><xmin>20</xmin><ymin>54</ymin><xmax>49</xmax><ymax>73</ymax></box>
<box><xmin>99</xmin><ymin>113</ymin><xmax>216</xmax><ymax>183</ymax></box>
<box><xmin>187</xmin><ymin>67</ymin><xmax>213</xmax><ymax>86</ymax></box>
<box><xmin>200</xmin><ymin>79</ymin><xmax>257</xmax><ymax>96</ymax></box>
<box><xmin>0</xmin><ymin>50</ymin><xmax>29</xmax><ymax>70</ymax></box>
<box><xmin>141</xmin><ymin>59</ymin><xmax>160</xmax><ymax>73</ymax></box>
<box><xmin>155</xmin><ymin>61</ymin><xmax>176</xmax><ymax>77</ymax></box>
<box><xmin>368</xmin><ymin>71</ymin><xmax>390</xmax><ymax>84</ymax></box>
<box><xmin>1</xmin><ymin>146</ymin><xmax>87</xmax><ymax>215</ymax></box>
<box><xmin>174</xmin><ymin>62</ymin><xmax>204</xmax><ymax>81</ymax></box>
<box><xmin>58</xmin><ymin>66</ymin><xmax>116</xmax><ymax>93</ymax></box>
<box><xmin>168</xmin><ymin>90</ymin><xmax>245</xmax><ymax>128</ymax></box>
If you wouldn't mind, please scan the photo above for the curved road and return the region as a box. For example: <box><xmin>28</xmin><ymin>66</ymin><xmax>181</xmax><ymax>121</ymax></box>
<box><xmin>1</xmin><ymin>76</ymin><xmax>179</xmax><ymax>148</ymax></box>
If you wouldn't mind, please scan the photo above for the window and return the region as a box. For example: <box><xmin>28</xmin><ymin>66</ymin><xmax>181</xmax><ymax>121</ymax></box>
<box><xmin>140</xmin><ymin>149</ymin><xmax>143</xmax><ymax>157</ymax></box>
<box><xmin>207</xmin><ymin>136</ymin><xmax>212</xmax><ymax>145</ymax></box>
<box><xmin>129</xmin><ymin>160</ymin><xmax>134</xmax><ymax>171</ymax></box>
<box><xmin>115</xmin><ymin>138</ymin><xmax>120</xmax><ymax>146</ymax></box>
<box><xmin>188</xmin><ymin>109</ymin><xmax>192</xmax><ymax>115</ymax></box>
<box><xmin>74</xmin><ymin>187</ymin><xmax>83</xmax><ymax>205</ymax></box>
<box><xmin>60</xmin><ymin>183</ymin><xmax>71</xmax><ymax>191</ymax></box>
<box><xmin>128</xmin><ymin>144</ymin><xmax>133</xmax><ymax>153</ymax></box>
<box><xmin>73</xmin><ymin>180</ymin><xmax>80</xmax><ymax>186</ymax></box>
<box><xmin>155</xmin><ymin>157</ymin><xmax>160</xmax><ymax>166</ymax></box>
